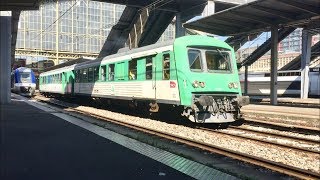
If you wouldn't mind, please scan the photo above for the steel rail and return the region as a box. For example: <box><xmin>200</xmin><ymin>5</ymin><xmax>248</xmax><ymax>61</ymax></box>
<box><xmin>242</xmin><ymin>118</ymin><xmax>320</xmax><ymax>135</ymax></box>
<box><xmin>198</xmin><ymin>127</ymin><xmax>320</xmax><ymax>154</ymax></box>
<box><xmin>229</xmin><ymin>126</ymin><xmax>320</xmax><ymax>144</ymax></box>
<box><xmin>34</xmin><ymin>96</ymin><xmax>320</xmax><ymax>180</ymax></box>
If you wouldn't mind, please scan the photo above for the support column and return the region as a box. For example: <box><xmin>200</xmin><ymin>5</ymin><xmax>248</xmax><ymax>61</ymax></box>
<box><xmin>175</xmin><ymin>13</ymin><xmax>185</xmax><ymax>38</ymax></box>
<box><xmin>300</xmin><ymin>29</ymin><xmax>311</xmax><ymax>99</ymax></box>
<box><xmin>270</xmin><ymin>26</ymin><xmax>278</xmax><ymax>105</ymax></box>
<box><xmin>55</xmin><ymin>0</ymin><xmax>59</xmax><ymax>65</ymax></box>
<box><xmin>0</xmin><ymin>14</ymin><xmax>12</xmax><ymax>104</ymax></box>
<box><xmin>244</xmin><ymin>65</ymin><xmax>248</xmax><ymax>95</ymax></box>
<box><xmin>203</xmin><ymin>0</ymin><xmax>215</xmax><ymax>16</ymax></box>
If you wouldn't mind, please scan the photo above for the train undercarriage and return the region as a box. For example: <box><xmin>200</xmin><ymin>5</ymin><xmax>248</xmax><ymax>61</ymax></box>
<box><xmin>182</xmin><ymin>95</ymin><xmax>250</xmax><ymax>123</ymax></box>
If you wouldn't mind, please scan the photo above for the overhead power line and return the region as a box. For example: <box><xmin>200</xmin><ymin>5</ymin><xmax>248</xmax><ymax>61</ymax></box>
<box><xmin>31</xmin><ymin>0</ymin><xmax>78</xmax><ymax>41</ymax></box>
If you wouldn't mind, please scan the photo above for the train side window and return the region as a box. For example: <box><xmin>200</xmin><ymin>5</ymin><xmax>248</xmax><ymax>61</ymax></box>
<box><xmin>82</xmin><ymin>68</ymin><xmax>88</xmax><ymax>83</ymax></box>
<box><xmin>88</xmin><ymin>67</ymin><xmax>94</xmax><ymax>82</ymax></box>
<box><xmin>188</xmin><ymin>49</ymin><xmax>202</xmax><ymax>71</ymax></box>
<box><xmin>101</xmin><ymin>65</ymin><xmax>106</xmax><ymax>81</ymax></box>
<box><xmin>94</xmin><ymin>66</ymin><xmax>99</xmax><ymax>82</ymax></box>
<box><xmin>146</xmin><ymin>57</ymin><xmax>152</xmax><ymax>80</ymax></box>
<box><xmin>109</xmin><ymin>64</ymin><xmax>115</xmax><ymax>81</ymax></box>
<box><xmin>163</xmin><ymin>54</ymin><xmax>170</xmax><ymax>80</ymax></box>
<box><xmin>129</xmin><ymin>59</ymin><xmax>137</xmax><ymax>80</ymax></box>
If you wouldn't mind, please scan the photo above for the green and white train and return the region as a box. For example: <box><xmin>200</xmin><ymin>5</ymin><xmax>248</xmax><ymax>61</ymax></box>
<box><xmin>39</xmin><ymin>35</ymin><xmax>249</xmax><ymax>123</ymax></box>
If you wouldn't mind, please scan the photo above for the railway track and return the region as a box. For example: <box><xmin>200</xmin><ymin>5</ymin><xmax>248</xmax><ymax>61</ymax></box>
<box><xmin>198</xmin><ymin>126</ymin><xmax>320</xmax><ymax>154</ymax></box>
<box><xmin>241</xmin><ymin>118</ymin><xmax>320</xmax><ymax>135</ymax></box>
<box><xmin>32</xmin><ymin>96</ymin><xmax>320</xmax><ymax>180</ymax></box>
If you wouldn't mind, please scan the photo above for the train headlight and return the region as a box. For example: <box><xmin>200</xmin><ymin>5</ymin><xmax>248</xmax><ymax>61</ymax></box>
<box><xmin>199</xmin><ymin>81</ymin><xmax>205</xmax><ymax>88</ymax></box>
<box><xmin>192</xmin><ymin>80</ymin><xmax>199</xmax><ymax>88</ymax></box>
<box><xmin>233</xmin><ymin>82</ymin><xmax>238</xmax><ymax>89</ymax></box>
<box><xmin>228</xmin><ymin>82</ymin><xmax>239</xmax><ymax>89</ymax></box>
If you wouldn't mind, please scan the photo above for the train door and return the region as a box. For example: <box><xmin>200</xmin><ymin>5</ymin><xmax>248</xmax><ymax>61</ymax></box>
<box><xmin>155</xmin><ymin>52</ymin><xmax>179</xmax><ymax>103</ymax></box>
<box><xmin>70</xmin><ymin>71</ymin><xmax>75</xmax><ymax>95</ymax></box>
<box><xmin>75</xmin><ymin>69</ymin><xmax>81</xmax><ymax>94</ymax></box>
<box><xmin>309</xmin><ymin>68</ymin><xmax>320</xmax><ymax>96</ymax></box>
<box><xmin>144</xmin><ymin>56</ymin><xmax>156</xmax><ymax>100</ymax></box>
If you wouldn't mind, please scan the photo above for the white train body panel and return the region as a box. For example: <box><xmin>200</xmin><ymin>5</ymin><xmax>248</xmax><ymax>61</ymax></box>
<box><xmin>74</xmin><ymin>80</ymin><xmax>180</xmax><ymax>103</ymax></box>
<box><xmin>40</xmin><ymin>83</ymin><xmax>64</xmax><ymax>94</ymax></box>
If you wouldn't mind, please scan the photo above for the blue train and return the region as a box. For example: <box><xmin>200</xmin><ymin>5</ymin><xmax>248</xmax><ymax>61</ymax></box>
<box><xmin>11</xmin><ymin>67</ymin><xmax>36</xmax><ymax>96</ymax></box>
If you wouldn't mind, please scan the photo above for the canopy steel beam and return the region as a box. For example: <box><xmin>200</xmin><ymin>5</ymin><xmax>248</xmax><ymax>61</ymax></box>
<box><xmin>240</xmin><ymin>27</ymin><xmax>296</xmax><ymax>67</ymax></box>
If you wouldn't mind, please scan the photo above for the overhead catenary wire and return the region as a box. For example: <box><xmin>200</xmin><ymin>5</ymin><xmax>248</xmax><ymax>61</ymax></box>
<box><xmin>30</xmin><ymin>0</ymin><xmax>79</xmax><ymax>41</ymax></box>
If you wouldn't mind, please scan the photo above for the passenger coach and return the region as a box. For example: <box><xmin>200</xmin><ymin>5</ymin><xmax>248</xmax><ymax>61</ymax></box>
<box><xmin>40</xmin><ymin>35</ymin><xmax>249</xmax><ymax>123</ymax></box>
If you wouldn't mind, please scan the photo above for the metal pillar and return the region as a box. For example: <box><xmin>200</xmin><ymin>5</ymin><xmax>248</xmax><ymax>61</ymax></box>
<box><xmin>0</xmin><ymin>14</ymin><xmax>12</xmax><ymax>104</ymax></box>
<box><xmin>300</xmin><ymin>29</ymin><xmax>311</xmax><ymax>99</ymax></box>
<box><xmin>55</xmin><ymin>0</ymin><xmax>59</xmax><ymax>65</ymax></box>
<box><xmin>244</xmin><ymin>65</ymin><xmax>248</xmax><ymax>95</ymax></box>
<box><xmin>175</xmin><ymin>13</ymin><xmax>185</xmax><ymax>38</ymax></box>
<box><xmin>270</xmin><ymin>26</ymin><xmax>278</xmax><ymax>105</ymax></box>
<box><xmin>203</xmin><ymin>0</ymin><xmax>215</xmax><ymax>16</ymax></box>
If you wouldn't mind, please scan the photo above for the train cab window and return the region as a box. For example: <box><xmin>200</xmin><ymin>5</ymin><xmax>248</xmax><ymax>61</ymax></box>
<box><xmin>205</xmin><ymin>50</ymin><xmax>231</xmax><ymax>72</ymax></box>
<box><xmin>129</xmin><ymin>60</ymin><xmax>137</xmax><ymax>80</ymax></box>
<box><xmin>94</xmin><ymin>66</ymin><xmax>99</xmax><ymax>82</ymax></box>
<box><xmin>81</xmin><ymin>69</ymin><xmax>88</xmax><ymax>83</ymax></box>
<box><xmin>188</xmin><ymin>49</ymin><xmax>202</xmax><ymax>71</ymax></box>
<box><xmin>163</xmin><ymin>54</ymin><xmax>170</xmax><ymax>80</ymax></box>
<box><xmin>108</xmin><ymin>64</ymin><xmax>115</xmax><ymax>81</ymax></box>
<box><xmin>146</xmin><ymin>57</ymin><xmax>153</xmax><ymax>80</ymax></box>
<box><xmin>88</xmin><ymin>67</ymin><xmax>94</xmax><ymax>82</ymax></box>
<box><xmin>101</xmin><ymin>65</ymin><xmax>106</xmax><ymax>81</ymax></box>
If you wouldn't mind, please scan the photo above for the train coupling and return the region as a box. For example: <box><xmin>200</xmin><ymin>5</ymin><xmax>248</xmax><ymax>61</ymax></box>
<box><xmin>235</xmin><ymin>95</ymin><xmax>250</xmax><ymax>106</ymax></box>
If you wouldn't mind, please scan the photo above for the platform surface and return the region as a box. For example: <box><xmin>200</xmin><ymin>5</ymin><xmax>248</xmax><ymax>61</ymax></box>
<box><xmin>0</xmin><ymin>97</ymin><xmax>216</xmax><ymax>180</ymax></box>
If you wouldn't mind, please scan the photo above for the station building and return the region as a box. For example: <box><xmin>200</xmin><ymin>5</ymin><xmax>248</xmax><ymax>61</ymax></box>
<box><xmin>15</xmin><ymin>0</ymin><xmax>175</xmax><ymax>67</ymax></box>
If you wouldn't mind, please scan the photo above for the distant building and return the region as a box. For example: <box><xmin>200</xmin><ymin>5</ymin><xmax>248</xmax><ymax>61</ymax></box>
<box><xmin>237</xmin><ymin>28</ymin><xmax>320</xmax><ymax>72</ymax></box>
<box><xmin>239</xmin><ymin>52</ymin><xmax>300</xmax><ymax>72</ymax></box>
<box><xmin>279</xmin><ymin>28</ymin><xmax>320</xmax><ymax>52</ymax></box>
<box><xmin>16</xmin><ymin>0</ymin><xmax>175</xmax><ymax>66</ymax></box>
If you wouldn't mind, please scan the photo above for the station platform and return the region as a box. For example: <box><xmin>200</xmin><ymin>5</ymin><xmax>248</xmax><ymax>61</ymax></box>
<box><xmin>0</xmin><ymin>95</ymin><xmax>234</xmax><ymax>180</ymax></box>
<box><xmin>249</xmin><ymin>96</ymin><xmax>320</xmax><ymax>107</ymax></box>
<box><xmin>241</xmin><ymin>99</ymin><xmax>319</xmax><ymax>128</ymax></box>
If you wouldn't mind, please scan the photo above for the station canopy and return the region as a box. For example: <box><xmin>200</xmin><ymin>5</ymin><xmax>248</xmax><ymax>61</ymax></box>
<box><xmin>0</xmin><ymin>0</ymin><xmax>39</xmax><ymax>10</ymax></box>
<box><xmin>184</xmin><ymin>0</ymin><xmax>320</xmax><ymax>36</ymax></box>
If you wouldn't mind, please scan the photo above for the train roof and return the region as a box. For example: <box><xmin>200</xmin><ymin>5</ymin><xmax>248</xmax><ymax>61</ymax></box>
<box><xmin>73</xmin><ymin>39</ymin><xmax>175</xmax><ymax>70</ymax></box>
<box><xmin>40</xmin><ymin>64</ymin><xmax>76</xmax><ymax>76</ymax></box>
<box><xmin>14</xmin><ymin>67</ymin><xmax>33</xmax><ymax>72</ymax></box>
<box><xmin>40</xmin><ymin>35</ymin><xmax>230</xmax><ymax>75</ymax></box>
<box><xmin>41</xmin><ymin>39</ymin><xmax>175</xmax><ymax>75</ymax></box>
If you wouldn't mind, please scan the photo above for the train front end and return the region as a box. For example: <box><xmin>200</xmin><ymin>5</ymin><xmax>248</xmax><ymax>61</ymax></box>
<box><xmin>174</xmin><ymin>36</ymin><xmax>249</xmax><ymax>123</ymax></box>
<box><xmin>12</xmin><ymin>67</ymin><xmax>36</xmax><ymax>96</ymax></box>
